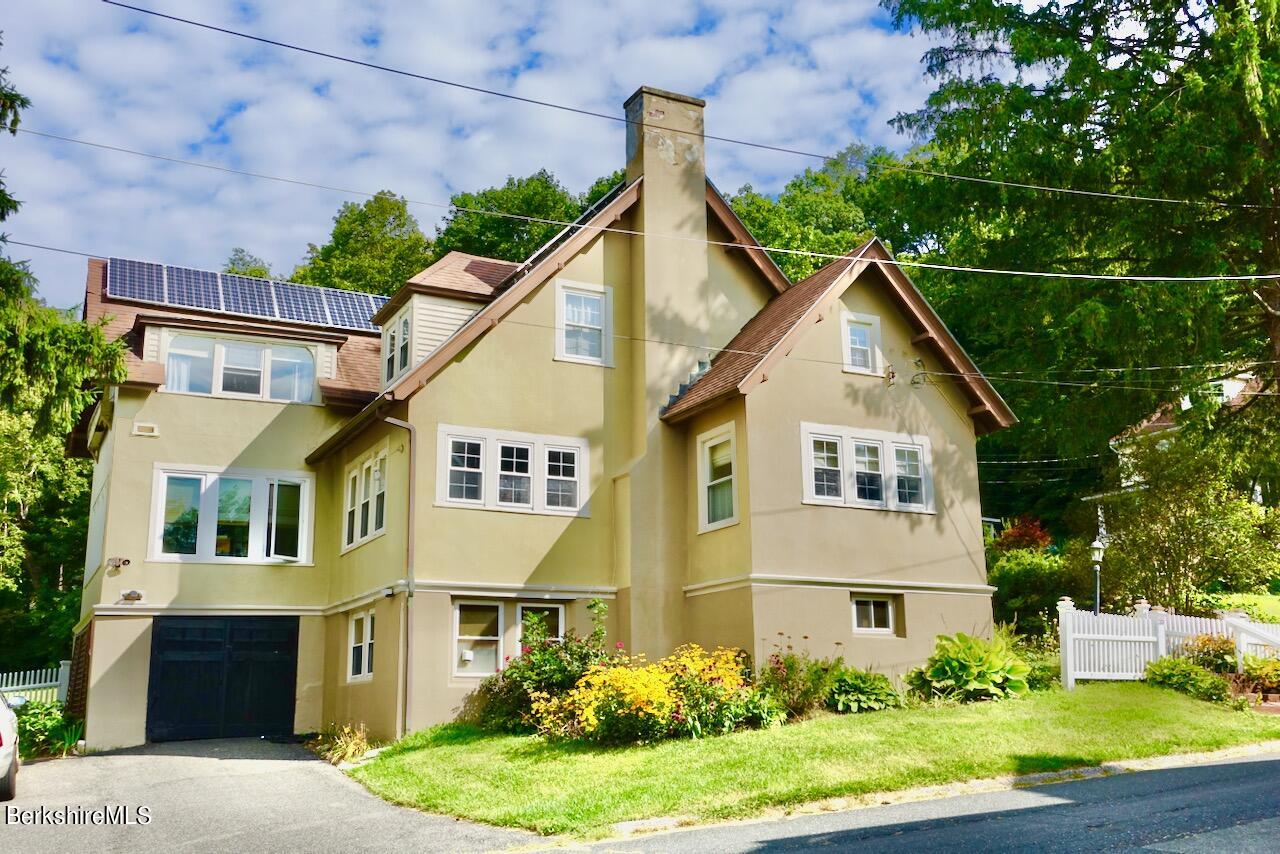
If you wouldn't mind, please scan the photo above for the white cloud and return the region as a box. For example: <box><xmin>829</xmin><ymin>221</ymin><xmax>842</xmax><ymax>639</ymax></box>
<box><xmin>3</xmin><ymin>0</ymin><xmax>939</xmax><ymax>308</ymax></box>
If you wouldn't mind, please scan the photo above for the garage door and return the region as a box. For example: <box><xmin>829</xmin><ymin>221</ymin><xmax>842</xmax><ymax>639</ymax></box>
<box><xmin>147</xmin><ymin>616</ymin><xmax>299</xmax><ymax>742</ymax></box>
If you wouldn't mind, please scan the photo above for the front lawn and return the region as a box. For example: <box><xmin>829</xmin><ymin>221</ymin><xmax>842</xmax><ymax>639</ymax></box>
<box><xmin>350</xmin><ymin>683</ymin><xmax>1280</xmax><ymax>838</ymax></box>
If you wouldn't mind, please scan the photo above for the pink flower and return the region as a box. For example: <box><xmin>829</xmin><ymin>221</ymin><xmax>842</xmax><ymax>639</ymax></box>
<box><xmin>521</xmin><ymin>645</ymin><xmax>531</xmax><ymax>654</ymax></box>
<box><xmin>616</xmin><ymin>641</ymin><xmax>625</xmax><ymax>649</ymax></box>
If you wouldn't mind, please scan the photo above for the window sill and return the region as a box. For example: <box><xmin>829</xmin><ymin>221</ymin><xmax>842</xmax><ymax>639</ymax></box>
<box><xmin>698</xmin><ymin>517</ymin><xmax>740</xmax><ymax>535</ymax></box>
<box><xmin>346</xmin><ymin>674</ymin><xmax>374</xmax><ymax>684</ymax></box>
<box><xmin>340</xmin><ymin>529</ymin><xmax>387</xmax><ymax>556</ymax></box>
<box><xmin>146</xmin><ymin>554</ymin><xmax>314</xmax><ymax>566</ymax></box>
<box><xmin>852</xmin><ymin>628</ymin><xmax>897</xmax><ymax>636</ymax></box>
<box><xmin>553</xmin><ymin>353</ymin><xmax>613</xmax><ymax>368</ymax></box>
<box><xmin>841</xmin><ymin>366</ymin><xmax>884</xmax><ymax>378</ymax></box>
<box><xmin>801</xmin><ymin>498</ymin><xmax>935</xmax><ymax>516</ymax></box>
<box><xmin>434</xmin><ymin>500</ymin><xmax>589</xmax><ymax>519</ymax></box>
<box><xmin>451</xmin><ymin>671</ymin><xmax>496</xmax><ymax>680</ymax></box>
<box><xmin>157</xmin><ymin>389</ymin><xmax>320</xmax><ymax>407</ymax></box>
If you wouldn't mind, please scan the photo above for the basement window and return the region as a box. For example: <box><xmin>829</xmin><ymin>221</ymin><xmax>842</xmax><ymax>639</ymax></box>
<box><xmin>454</xmin><ymin>601</ymin><xmax>503</xmax><ymax>677</ymax></box>
<box><xmin>853</xmin><ymin>596</ymin><xmax>895</xmax><ymax>634</ymax></box>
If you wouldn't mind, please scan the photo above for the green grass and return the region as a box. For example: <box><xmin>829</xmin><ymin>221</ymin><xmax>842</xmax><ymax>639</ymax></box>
<box><xmin>1224</xmin><ymin>593</ymin><xmax>1280</xmax><ymax>621</ymax></box>
<box><xmin>350</xmin><ymin>683</ymin><xmax>1280</xmax><ymax>838</ymax></box>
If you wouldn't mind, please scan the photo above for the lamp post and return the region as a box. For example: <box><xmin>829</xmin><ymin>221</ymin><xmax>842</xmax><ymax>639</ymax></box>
<box><xmin>1090</xmin><ymin>539</ymin><xmax>1105</xmax><ymax>616</ymax></box>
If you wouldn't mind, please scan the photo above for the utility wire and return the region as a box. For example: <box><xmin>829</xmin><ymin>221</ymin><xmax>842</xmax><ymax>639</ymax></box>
<box><xmin>17</xmin><ymin>128</ymin><xmax>1280</xmax><ymax>283</ymax></box>
<box><xmin>100</xmin><ymin>0</ymin><xmax>1270</xmax><ymax>211</ymax></box>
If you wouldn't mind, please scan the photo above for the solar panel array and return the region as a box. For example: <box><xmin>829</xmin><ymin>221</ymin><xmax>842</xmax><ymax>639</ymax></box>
<box><xmin>105</xmin><ymin>259</ymin><xmax>387</xmax><ymax>332</ymax></box>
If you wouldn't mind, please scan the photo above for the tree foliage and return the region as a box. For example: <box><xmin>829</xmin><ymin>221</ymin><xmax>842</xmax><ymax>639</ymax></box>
<box><xmin>1098</xmin><ymin>435</ymin><xmax>1280</xmax><ymax>613</ymax></box>
<box><xmin>431</xmin><ymin>169</ymin><xmax>625</xmax><ymax>264</ymax></box>
<box><xmin>291</xmin><ymin>191</ymin><xmax>434</xmax><ymax>295</ymax></box>
<box><xmin>868</xmin><ymin>0</ymin><xmax>1280</xmax><ymax>521</ymax></box>
<box><xmin>223</xmin><ymin>247</ymin><xmax>273</xmax><ymax>279</ymax></box>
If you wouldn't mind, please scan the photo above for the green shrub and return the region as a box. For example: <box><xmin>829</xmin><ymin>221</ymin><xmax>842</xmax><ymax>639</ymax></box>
<box><xmin>1144</xmin><ymin>657</ymin><xmax>1231</xmax><ymax>703</ymax></box>
<box><xmin>756</xmin><ymin>644</ymin><xmax>843</xmax><ymax>718</ymax></box>
<box><xmin>14</xmin><ymin>700</ymin><xmax>82</xmax><ymax>759</ymax></box>
<box><xmin>987</xmin><ymin>548</ymin><xmax>1068</xmax><ymax>636</ymax></box>
<box><xmin>469</xmin><ymin>599</ymin><xmax>612</xmax><ymax>733</ymax></box>
<box><xmin>1180</xmin><ymin>634</ymin><xmax>1237</xmax><ymax>674</ymax></box>
<box><xmin>827</xmin><ymin>668</ymin><xmax>900</xmax><ymax>713</ymax></box>
<box><xmin>1243</xmin><ymin>655</ymin><xmax>1280</xmax><ymax>692</ymax></box>
<box><xmin>907</xmin><ymin>632</ymin><xmax>1030</xmax><ymax>702</ymax></box>
<box><xmin>1000</xmin><ymin>625</ymin><xmax>1060</xmax><ymax>691</ymax></box>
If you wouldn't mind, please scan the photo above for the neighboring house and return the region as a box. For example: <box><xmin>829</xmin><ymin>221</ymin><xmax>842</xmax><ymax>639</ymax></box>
<box><xmin>67</xmin><ymin>87</ymin><xmax>1015</xmax><ymax>750</ymax></box>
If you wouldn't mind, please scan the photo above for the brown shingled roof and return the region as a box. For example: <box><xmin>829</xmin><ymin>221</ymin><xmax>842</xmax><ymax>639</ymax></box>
<box><xmin>82</xmin><ymin>258</ymin><xmax>381</xmax><ymax>406</ymax></box>
<box><xmin>372</xmin><ymin>251</ymin><xmax>517</xmax><ymax>324</ymax></box>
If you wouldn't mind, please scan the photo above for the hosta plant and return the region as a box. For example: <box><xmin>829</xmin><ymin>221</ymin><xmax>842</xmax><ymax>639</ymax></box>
<box><xmin>827</xmin><ymin>668</ymin><xmax>901</xmax><ymax>713</ymax></box>
<box><xmin>907</xmin><ymin>632</ymin><xmax>1031</xmax><ymax>702</ymax></box>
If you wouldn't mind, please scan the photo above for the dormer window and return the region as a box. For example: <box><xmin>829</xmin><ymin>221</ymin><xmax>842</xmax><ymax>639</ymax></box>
<box><xmin>384</xmin><ymin>308</ymin><xmax>412</xmax><ymax>384</ymax></box>
<box><xmin>162</xmin><ymin>332</ymin><xmax>315</xmax><ymax>404</ymax></box>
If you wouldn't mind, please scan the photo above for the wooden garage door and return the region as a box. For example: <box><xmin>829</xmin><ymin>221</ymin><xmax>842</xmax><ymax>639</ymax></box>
<box><xmin>146</xmin><ymin>616</ymin><xmax>299</xmax><ymax>742</ymax></box>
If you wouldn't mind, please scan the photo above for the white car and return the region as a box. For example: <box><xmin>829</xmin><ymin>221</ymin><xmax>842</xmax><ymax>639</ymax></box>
<box><xmin>0</xmin><ymin>691</ymin><xmax>22</xmax><ymax>801</ymax></box>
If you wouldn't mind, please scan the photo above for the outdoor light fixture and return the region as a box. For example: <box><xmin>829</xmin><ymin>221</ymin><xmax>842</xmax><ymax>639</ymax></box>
<box><xmin>1090</xmin><ymin>539</ymin><xmax>1105</xmax><ymax>616</ymax></box>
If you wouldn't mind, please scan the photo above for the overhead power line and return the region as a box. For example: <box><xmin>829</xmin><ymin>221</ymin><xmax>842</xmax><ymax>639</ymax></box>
<box><xmin>100</xmin><ymin>0</ymin><xmax>1268</xmax><ymax>211</ymax></box>
<box><xmin>18</xmin><ymin>127</ymin><xmax>1280</xmax><ymax>283</ymax></box>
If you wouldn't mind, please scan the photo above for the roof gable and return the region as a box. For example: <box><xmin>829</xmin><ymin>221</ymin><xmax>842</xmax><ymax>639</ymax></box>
<box><xmin>661</xmin><ymin>239</ymin><xmax>1016</xmax><ymax>434</ymax></box>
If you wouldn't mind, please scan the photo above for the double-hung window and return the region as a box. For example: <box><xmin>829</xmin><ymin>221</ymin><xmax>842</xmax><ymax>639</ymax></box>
<box><xmin>801</xmin><ymin>423</ymin><xmax>934</xmax><ymax>513</ymax></box>
<box><xmin>162</xmin><ymin>332</ymin><xmax>315</xmax><ymax>403</ymax></box>
<box><xmin>454</xmin><ymin>601</ymin><xmax>502</xmax><ymax>677</ymax></box>
<box><xmin>438</xmin><ymin>426</ymin><xmax>588</xmax><ymax>516</ymax></box>
<box><xmin>343</xmin><ymin>450</ymin><xmax>388</xmax><ymax>550</ymax></box>
<box><xmin>399</xmin><ymin>316</ymin><xmax>411</xmax><ymax>372</ymax></box>
<box><xmin>842</xmin><ymin>312</ymin><xmax>882</xmax><ymax>376</ymax></box>
<box><xmin>894</xmin><ymin>446</ymin><xmax>926</xmax><ymax>508</ymax></box>
<box><xmin>697</xmin><ymin>423</ymin><xmax>738</xmax><ymax>532</ymax></box>
<box><xmin>384</xmin><ymin>309</ymin><xmax>412</xmax><ymax>384</ymax></box>
<box><xmin>554</xmin><ymin>280</ymin><xmax>613</xmax><ymax>366</ymax></box>
<box><xmin>152</xmin><ymin>466</ymin><xmax>312</xmax><ymax>562</ymax></box>
<box><xmin>517</xmin><ymin>603</ymin><xmax>564</xmax><ymax>646</ymax></box>
<box><xmin>385</xmin><ymin>327</ymin><xmax>397</xmax><ymax>383</ymax></box>
<box><xmin>853</xmin><ymin>442</ymin><xmax>884</xmax><ymax>505</ymax></box>
<box><xmin>348</xmin><ymin>609</ymin><xmax>375</xmax><ymax>680</ymax></box>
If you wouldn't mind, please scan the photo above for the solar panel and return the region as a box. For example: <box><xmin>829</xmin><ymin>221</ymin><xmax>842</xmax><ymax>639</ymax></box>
<box><xmin>165</xmin><ymin>266</ymin><xmax>222</xmax><ymax>311</ymax></box>
<box><xmin>220</xmin><ymin>274</ymin><xmax>277</xmax><ymax>318</ymax></box>
<box><xmin>105</xmin><ymin>257</ymin><xmax>386</xmax><ymax>333</ymax></box>
<box><xmin>323</xmin><ymin>289</ymin><xmax>376</xmax><ymax>330</ymax></box>
<box><xmin>272</xmin><ymin>281</ymin><xmax>330</xmax><ymax>326</ymax></box>
<box><xmin>107</xmin><ymin>259</ymin><xmax>165</xmax><ymax>302</ymax></box>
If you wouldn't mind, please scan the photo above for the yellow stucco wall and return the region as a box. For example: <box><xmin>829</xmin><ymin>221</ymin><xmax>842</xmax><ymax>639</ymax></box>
<box><xmin>685</xmin><ymin>396</ymin><xmax>752</xmax><ymax>585</ymax></box>
<box><xmin>84</xmin><ymin>616</ymin><xmax>151</xmax><ymax>750</ymax></box>
<box><xmin>322</xmin><ymin>597</ymin><xmax>402</xmax><ymax>742</ymax></box>
<box><xmin>745</xmin><ymin>277</ymin><xmax>988</xmax><ymax>589</ymax></box>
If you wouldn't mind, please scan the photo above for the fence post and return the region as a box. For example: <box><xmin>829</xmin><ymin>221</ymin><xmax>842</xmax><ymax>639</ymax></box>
<box><xmin>1151</xmin><ymin>607</ymin><xmax>1168</xmax><ymax>659</ymax></box>
<box><xmin>1058</xmin><ymin>597</ymin><xmax>1075</xmax><ymax>690</ymax></box>
<box><xmin>1133</xmin><ymin>598</ymin><xmax>1150</xmax><ymax>618</ymax></box>
<box><xmin>57</xmin><ymin>659</ymin><xmax>71</xmax><ymax>703</ymax></box>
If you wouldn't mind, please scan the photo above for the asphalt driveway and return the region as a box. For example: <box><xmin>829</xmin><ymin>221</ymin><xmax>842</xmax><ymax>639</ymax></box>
<box><xmin>2</xmin><ymin>738</ymin><xmax>535</xmax><ymax>853</ymax></box>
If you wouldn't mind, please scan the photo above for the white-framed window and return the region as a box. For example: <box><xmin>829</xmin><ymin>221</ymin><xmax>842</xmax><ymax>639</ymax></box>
<box><xmin>894</xmin><ymin>445</ymin><xmax>926</xmax><ymax>508</ymax></box>
<box><xmin>517</xmin><ymin>603</ymin><xmax>565</xmax><ymax>646</ymax></box>
<box><xmin>497</xmin><ymin>442</ymin><xmax>533</xmax><ymax>508</ymax></box>
<box><xmin>842</xmin><ymin>311</ymin><xmax>883</xmax><ymax>376</ymax></box>
<box><xmin>852</xmin><ymin>595</ymin><xmax>895</xmax><ymax>634</ymax></box>
<box><xmin>150</xmin><ymin>464</ymin><xmax>314</xmax><ymax>563</ymax></box>
<box><xmin>800</xmin><ymin>423</ymin><xmax>935</xmax><ymax>513</ymax></box>
<box><xmin>554</xmin><ymin>279</ymin><xmax>613</xmax><ymax>367</ymax></box>
<box><xmin>436</xmin><ymin>425</ymin><xmax>589</xmax><ymax>516</ymax></box>
<box><xmin>161</xmin><ymin>331</ymin><xmax>316</xmax><ymax>403</ymax></box>
<box><xmin>697</xmin><ymin>422</ymin><xmax>738</xmax><ymax>533</ymax></box>
<box><xmin>343</xmin><ymin>448</ymin><xmax>388</xmax><ymax>551</ymax></box>
<box><xmin>348</xmin><ymin>608</ymin><xmax>375</xmax><ymax>681</ymax></box>
<box><xmin>852</xmin><ymin>441</ymin><xmax>885</xmax><ymax>507</ymax></box>
<box><xmin>384</xmin><ymin>308</ymin><xmax>412</xmax><ymax>384</ymax></box>
<box><xmin>454</xmin><ymin>600</ymin><xmax>502</xmax><ymax>677</ymax></box>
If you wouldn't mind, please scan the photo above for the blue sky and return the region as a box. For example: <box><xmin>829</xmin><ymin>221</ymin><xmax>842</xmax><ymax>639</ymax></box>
<box><xmin>5</xmin><ymin>0</ymin><xmax>941</xmax><ymax>308</ymax></box>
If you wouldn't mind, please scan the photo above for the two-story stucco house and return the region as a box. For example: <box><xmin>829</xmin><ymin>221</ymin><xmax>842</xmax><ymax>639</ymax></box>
<box><xmin>66</xmin><ymin>87</ymin><xmax>1015</xmax><ymax>750</ymax></box>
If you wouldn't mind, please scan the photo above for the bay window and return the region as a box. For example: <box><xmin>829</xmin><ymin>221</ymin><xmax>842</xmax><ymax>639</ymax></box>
<box><xmin>152</xmin><ymin>466</ymin><xmax>313</xmax><ymax>562</ymax></box>
<box><xmin>343</xmin><ymin>449</ymin><xmax>388</xmax><ymax>550</ymax></box>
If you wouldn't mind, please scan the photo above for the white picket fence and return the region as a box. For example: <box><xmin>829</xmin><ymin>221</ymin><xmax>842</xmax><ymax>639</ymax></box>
<box><xmin>1057</xmin><ymin>598</ymin><xmax>1280</xmax><ymax>690</ymax></box>
<box><xmin>0</xmin><ymin>661</ymin><xmax>71</xmax><ymax>704</ymax></box>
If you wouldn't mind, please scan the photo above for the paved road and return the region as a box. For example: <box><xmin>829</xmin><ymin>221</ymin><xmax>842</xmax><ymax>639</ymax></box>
<box><xmin>1</xmin><ymin>738</ymin><xmax>533</xmax><ymax>853</ymax></box>
<box><xmin>591</xmin><ymin>751</ymin><xmax>1280</xmax><ymax>853</ymax></box>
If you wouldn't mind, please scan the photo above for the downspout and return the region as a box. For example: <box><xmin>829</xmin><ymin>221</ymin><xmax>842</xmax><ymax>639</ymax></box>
<box><xmin>382</xmin><ymin>415</ymin><xmax>416</xmax><ymax>739</ymax></box>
